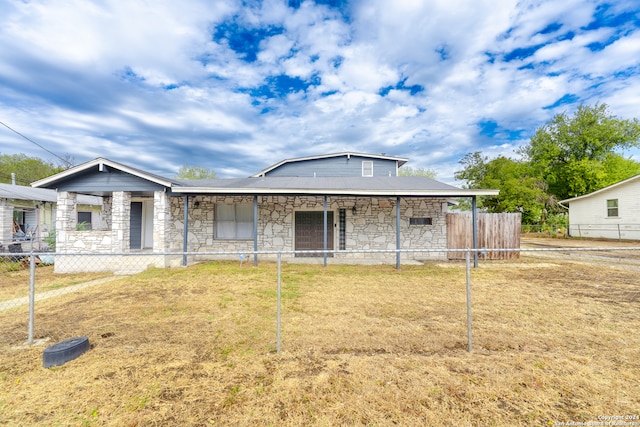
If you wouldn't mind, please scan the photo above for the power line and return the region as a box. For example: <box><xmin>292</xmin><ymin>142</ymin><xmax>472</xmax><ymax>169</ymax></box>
<box><xmin>0</xmin><ymin>121</ymin><xmax>73</xmax><ymax>167</ymax></box>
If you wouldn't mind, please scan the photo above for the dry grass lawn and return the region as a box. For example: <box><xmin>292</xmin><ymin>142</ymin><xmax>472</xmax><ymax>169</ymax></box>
<box><xmin>0</xmin><ymin>257</ymin><xmax>638</xmax><ymax>426</ymax></box>
<box><xmin>0</xmin><ymin>260</ymin><xmax>110</xmax><ymax>301</ymax></box>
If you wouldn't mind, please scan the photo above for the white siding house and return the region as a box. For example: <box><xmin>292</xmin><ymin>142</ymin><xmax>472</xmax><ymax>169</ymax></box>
<box><xmin>560</xmin><ymin>174</ymin><xmax>640</xmax><ymax>240</ymax></box>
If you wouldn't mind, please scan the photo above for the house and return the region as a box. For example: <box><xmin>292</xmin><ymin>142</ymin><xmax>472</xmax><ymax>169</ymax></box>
<box><xmin>0</xmin><ymin>183</ymin><xmax>102</xmax><ymax>252</ymax></box>
<box><xmin>31</xmin><ymin>153</ymin><xmax>498</xmax><ymax>273</ymax></box>
<box><xmin>560</xmin><ymin>174</ymin><xmax>640</xmax><ymax>240</ymax></box>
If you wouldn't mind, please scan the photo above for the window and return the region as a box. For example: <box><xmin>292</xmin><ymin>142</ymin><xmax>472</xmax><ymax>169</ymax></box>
<box><xmin>362</xmin><ymin>161</ymin><xmax>373</xmax><ymax>177</ymax></box>
<box><xmin>339</xmin><ymin>208</ymin><xmax>346</xmax><ymax>250</ymax></box>
<box><xmin>606</xmin><ymin>199</ymin><xmax>618</xmax><ymax>217</ymax></box>
<box><xmin>77</xmin><ymin>212</ymin><xmax>92</xmax><ymax>230</ymax></box>
<box><xmin>215</xmin><ymin>204</ymin><xmax>254</xmax><ymax>239</ymax></box>
<box><xmin>410</xmin><ymin>217</ymin><xmax>432</xmax><ymax>225</ymax></box>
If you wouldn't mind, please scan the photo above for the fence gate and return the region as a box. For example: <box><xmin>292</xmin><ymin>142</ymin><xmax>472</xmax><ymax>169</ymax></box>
<box><xmin>447</xmin><ymin>212</ymin><xmax>521</xmax><ymax>260</ymax></box>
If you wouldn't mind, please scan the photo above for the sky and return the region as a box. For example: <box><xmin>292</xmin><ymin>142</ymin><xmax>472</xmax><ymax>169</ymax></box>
<box><xmin>1</xmin><ymin>0</ymin><xmax>639</xmax><ymax>185</ymax></box>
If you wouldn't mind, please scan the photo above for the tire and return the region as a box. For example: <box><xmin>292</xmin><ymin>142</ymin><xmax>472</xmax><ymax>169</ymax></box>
<box><xmin>43</xmin><ymin>336</ymin><xmax>90</xmax><ymax>368</ymax></box>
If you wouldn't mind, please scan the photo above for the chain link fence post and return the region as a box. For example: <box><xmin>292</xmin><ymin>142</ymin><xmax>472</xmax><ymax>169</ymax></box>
<box><xmin>276</xmin><ymin>252</ymin><xmax>282</xmax><ymax>354</ymax></box>
<box><xmin>465</xmin><ymin>248</ymin><xmax>472</xmax><ymax>353</ymax></box>
<box><xmin>28</xmin><ymin>242</ymin><xmax>36</xmax><ymax>345</ymax></box>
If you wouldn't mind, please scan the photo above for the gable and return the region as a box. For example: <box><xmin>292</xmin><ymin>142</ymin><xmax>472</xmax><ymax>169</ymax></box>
<box><xmin>253</xmin><ymin>153</ymin><xmax>406</xmax><ymax>177</ymax></box>
<box><xmin>561</xmin><ymin>174</ymin><xmax>640</xmax><ymax>205</ymax></box>
<box><xmin>32</xmin><ymin>158</ymin><xmax>173</xmax><ymax>197</ymax></box>
<box><xmin>51</xmin><ymin>169</ymin><xmax>167</xmax><ymax>196</ymax></box>
<box><xmin>565</xmin><ymin>178</ymin><xmax>640</xmax><ymax>224</ymax></box>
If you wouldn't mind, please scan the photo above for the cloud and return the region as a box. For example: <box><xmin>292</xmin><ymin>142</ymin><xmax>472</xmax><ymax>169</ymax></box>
<box><xmin>0</xmin><ymin>0</ymin><xmax>639</xmax><ymax>185</ymax></box>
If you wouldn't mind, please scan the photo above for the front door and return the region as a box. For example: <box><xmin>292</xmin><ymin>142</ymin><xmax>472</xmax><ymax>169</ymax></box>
<box><xmin>130</xmin><ymin>201</ymin><xmax>154</xmax><ymax>250</ymax></box>
<box><xmin>130</xmin><ymin>202</ymin><xmax>143</xmax><ymax>250</ymax></box>
<box><xmin>295</xmin><ymin>211</ymin><xmax>334</xmax><ymax>257</ymax></box>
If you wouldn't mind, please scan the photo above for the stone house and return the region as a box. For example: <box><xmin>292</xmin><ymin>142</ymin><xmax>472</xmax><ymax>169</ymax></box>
<box><xmin>32</xmin><ymin>153</ymin><xmax>498</xmax><ymax>272</ymax></box>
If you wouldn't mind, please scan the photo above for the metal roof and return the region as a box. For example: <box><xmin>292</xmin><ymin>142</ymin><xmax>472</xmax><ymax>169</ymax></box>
<box><xmin>0</xmin><ymin>183</ymin><xmax>101</xmax><ymax>205</ymax></box>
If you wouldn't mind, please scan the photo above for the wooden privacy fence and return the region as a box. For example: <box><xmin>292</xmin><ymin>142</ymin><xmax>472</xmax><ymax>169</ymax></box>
<box><xmin>447</xmin><ymin>212</ymin><xmax>521</xmax><ymax>260</ymax></box>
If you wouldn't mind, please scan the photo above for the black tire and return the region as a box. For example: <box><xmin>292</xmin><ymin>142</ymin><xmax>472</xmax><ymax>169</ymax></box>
<box><xmin>43</xmin><ymin>336</ymin><xmax>90</xmax><ymax>368</ymax></box>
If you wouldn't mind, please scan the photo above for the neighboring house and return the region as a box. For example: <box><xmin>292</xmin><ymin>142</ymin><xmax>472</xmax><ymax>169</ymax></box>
<box><xmin>0</xmin><ymin>183</ymin><xmax>102</xmax><ymax>251</ymax></box>
<box><xmin>32</xmin><ymin>153</ymin><xmax>498</xmax><ymax>273</ymax></box>
<box><xmin>560</xmin><ymin>174</ymin><xmax>640</xmax><ymax>240</ymax></box>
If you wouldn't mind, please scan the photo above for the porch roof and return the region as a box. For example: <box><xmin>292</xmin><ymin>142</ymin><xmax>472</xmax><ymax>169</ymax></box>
<box><xmin>171</xmin><ymin>176</ymin><xmax>499</xmax><ymax>197</ymax></box>
<box><xmin>0</xmin><ymin>183</ymin><xmax>101</xmax><ymax>205</ymax></box>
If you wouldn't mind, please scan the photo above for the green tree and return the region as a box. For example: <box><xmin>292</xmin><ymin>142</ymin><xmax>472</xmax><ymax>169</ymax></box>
<box><xmin>0</xmin><ymin>153</ymin><xmax>64</xmax><ymax>185</ymax></box>
<box><xmin>398</xmin><ymin>166</ymin><xmax>437</xmax><ymax>178</ymax></box>
<box><xmin>521</xmin><ymin>103</ymin><xmax>640</xmax><ymax>200</ymax></box>
<box><xmin>176</xmin><ymin>165</ymin><xmax>217</xmax><ymax>180</ymax></box>
<box><xmin>454</xmin><ymin>152</ymin><xmax>552</xmax><ymax>224</ymax></box>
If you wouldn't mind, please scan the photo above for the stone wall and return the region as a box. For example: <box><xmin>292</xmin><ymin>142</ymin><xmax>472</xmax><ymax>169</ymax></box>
<box><xmin>168</xmin><ymin>195</ymin><xmax>449</xmax><ymax>262</ymax></box>
<box><xmin>53</xmin><ymin>190</ymin><xmax>172</xmax><ymax>273</ymax></box>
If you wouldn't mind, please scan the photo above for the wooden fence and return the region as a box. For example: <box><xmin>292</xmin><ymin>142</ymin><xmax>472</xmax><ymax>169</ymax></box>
<box><xmin>447</xmin><ymin>212</ymin><xmax>521</xmax><ymax>260</ymax></box>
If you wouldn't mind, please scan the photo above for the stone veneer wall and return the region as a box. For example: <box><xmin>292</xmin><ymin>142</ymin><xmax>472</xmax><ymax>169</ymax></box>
<box><xmin>54</xmin><ymin>190</ymin><xmax>171</xmax><ymax>273</ymax></box>
<box><xmin>56</xmin><ymin>191</ymin><xmax>131</xmax><ymax>254</ymax></box>
<box><xmin>168</xmin><ymin>195</ymin><xmax>449</xmax><ymax>263</ymax></box>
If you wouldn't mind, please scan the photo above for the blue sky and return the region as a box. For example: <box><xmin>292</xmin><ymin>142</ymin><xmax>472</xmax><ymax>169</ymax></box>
<box><xmin>1</xmin><ymin>0</ymin><xmax>639</xmax><ymax>184</ymax></box>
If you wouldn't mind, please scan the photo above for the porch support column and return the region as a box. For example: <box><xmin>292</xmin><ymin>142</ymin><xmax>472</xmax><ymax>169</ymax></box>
<box><xmin>323</xmin><ymin>195</ymin><xmax>328</xmax><ymax>267</ymax></box>
<box><xmin>0</xmin><ymin>201</ymin><xmax>14</xmax><ymax>248</ymax></box>
<box><xmin>182</xmin><ymin>195</ymin><xmax>188</xmax><ymax>266</ymax></box>
<box><xmin>253</xmin><ymin>195</ymin><xmax>258</xmax><ymax>266</ymax></box>
<box><xmin>472</xmin><ymin>195</ymin><xmax>478</xmax><ymax>268</ymax></box>
<box><xmin>55</xmin><ymin>192</ymin><xmax>76</xmax><ymax>253</ymax></box>
<box><xmin>396</xmin><ymin>196</ymin><xmax>401</xmax><ymax>269</ymax></box>
<box><xmin>153</xmin><ymin>190</ymin><xmax>170</xmax><ymax>252</ymax></box>
<box><xmin>111</xmin><ymin>191</ymin><xmax>131</xmax><ymax>253</ymax></box>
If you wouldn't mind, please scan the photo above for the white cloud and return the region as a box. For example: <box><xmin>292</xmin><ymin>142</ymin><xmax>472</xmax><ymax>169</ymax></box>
<box><xmin>0</xmin><ymin>0</ymin><xmax>638</xmax><ymax>183</ymax></box>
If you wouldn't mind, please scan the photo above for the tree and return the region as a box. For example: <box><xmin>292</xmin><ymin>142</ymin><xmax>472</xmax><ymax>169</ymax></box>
<box><xmin>398</xmin><ymin>166</ymin><xmax>437</xmax><ymax>179</ymax></box>
<box><xmin>176</xmin><ymin>165</ymin><xmax>217</xmax><ymax>180</ymax></box>
<box><xmin>521</xmin><ymin>103</ymin><xmax>640</xmax><ymax>200</ymax></box>
<box><xmin>454</xmin><ymin>152</ymin><xmax>552</xmax><ymax>224</ymax></box>
<box><xmin>454</xmin><ymin>103</ymin><xmax>640</xmax><ymax>227</ymax></box>
<box><xmin>0</xmin><ymin>153</ymin><xmax>64</xmax><ymax>185</ymax></box>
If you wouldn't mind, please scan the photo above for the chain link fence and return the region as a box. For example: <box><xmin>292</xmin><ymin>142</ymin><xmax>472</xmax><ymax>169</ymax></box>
<box><xmin>2</xmin><ymin>245</ymin><xmax>640</xmax><ymax>352</ymax></box>
<box><xmin>523</xmin><ymin>223</ymin><xmax>640</xmax><ymax>240</ymax></box>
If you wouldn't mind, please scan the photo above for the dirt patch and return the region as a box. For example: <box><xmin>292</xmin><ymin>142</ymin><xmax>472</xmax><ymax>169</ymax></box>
<box><xmin>521</xmin><ymin>236</ymin><xmax>640</xmax><ymax>268</ymax></box>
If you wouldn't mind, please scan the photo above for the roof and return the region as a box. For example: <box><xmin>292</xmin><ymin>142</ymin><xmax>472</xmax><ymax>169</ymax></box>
<box><xmin>172</xmin><ymin>176</ymin><xmax>499</xmax><ymax>197</ymax></box>
<box><xmin>560</xmin><ymin>174</ymin><xmax>640</xmax><ymax>205</ymax></box>
<box><xmin>32</xmin><ymin>156</ymin><xmax>499</xmax><ymax>198</ymax></box>
<box><xmin>250</xmin><ymin>152</ymin><xmax>409</xmax><ymax>177</ymax></box>
<box><xmin>0</xmin><ymin>183</ymin><xmax>101</xmax><ymax>205</ymax></box>
<box><xmin>31</xmin><ymin>157</ymin><xmax>177</xmax><ymax>189</ymax></box>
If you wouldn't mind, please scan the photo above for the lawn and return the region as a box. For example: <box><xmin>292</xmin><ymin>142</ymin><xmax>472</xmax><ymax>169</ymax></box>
<box><xmin>0</xmin><ymin>260</ymin><xmax>111</xmax><ymax>302</ymax></box>
<box><xmin>0</xmin><ymin>257</ymin><xmax>638</xmax><ymax>426</ymax></box>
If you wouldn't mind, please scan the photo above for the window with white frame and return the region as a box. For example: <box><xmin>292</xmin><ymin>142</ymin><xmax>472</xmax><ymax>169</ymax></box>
<box><xmin>215</xmin><ymin>204</ymin><xmax>254</xmax><ymax>239</ymax></box>
<box><xmin>606</xmin><ymin>199</ymin><xmax>618</xmax><ymax>217</ymax></box>
<box><xmin>362</xmin><ymin>161</ymin><xmax>373</xmax><ymax>177</ymax></box>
